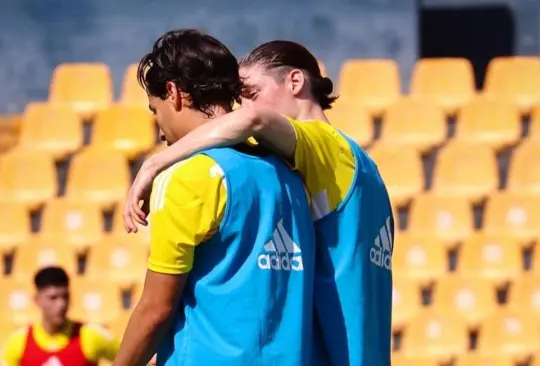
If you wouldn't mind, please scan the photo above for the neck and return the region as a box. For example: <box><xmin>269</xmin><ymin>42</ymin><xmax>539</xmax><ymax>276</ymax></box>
<box><xmin>295</xmin><ymin>100</ymin><xmax>328</xmax><ymax>123</ymax></box>
<box><xmin>191</xmin><ymin>105</ymin><xmax>230</xmax><ymax>127</ymax></box>
<box><xmin>41</xmin><ymin>318</ymin><xmax>66</xmax><ymax>335</ymax></box>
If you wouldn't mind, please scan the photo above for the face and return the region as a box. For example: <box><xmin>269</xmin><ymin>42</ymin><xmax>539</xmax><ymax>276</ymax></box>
<box><xmin>35</xmin><ymin>286</ymin><xmax>69</xmax><ymax>327</ymax></box>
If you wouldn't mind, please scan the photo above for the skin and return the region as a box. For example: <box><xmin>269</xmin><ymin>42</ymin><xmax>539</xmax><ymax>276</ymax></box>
<box><xmin>35</xmin><ymin>286</ymin><xmax>69</xmax><ymax>334</ymax></box>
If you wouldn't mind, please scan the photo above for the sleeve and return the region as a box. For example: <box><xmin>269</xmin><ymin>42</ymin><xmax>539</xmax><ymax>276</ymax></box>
<box><xmin>80</xmin><ymin>324</ymin><xmax>119</xmax><ymax>362</ymax></box>
<box><xmin>147</xmin><ymin>155</ymin><xmax>227</xmax><ymax>275</ymax></box>
<box><xmin>1</xmin><ymin>329</ymin><xmax>26</xmax><ymax>366</ymax></box>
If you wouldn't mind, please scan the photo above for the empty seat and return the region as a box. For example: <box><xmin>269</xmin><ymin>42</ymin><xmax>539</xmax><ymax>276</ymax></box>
<box><xmin>410</xmin><ymin>58</ymin><xmax>475</xmax><ymax>115</ymax></box>
<box><xmin>408</xmin><ymin>194</ymin><xmax>473</xmax><ymax>246</ymax></box>
<box><xmin>507</xmin><ymin>140</ymin><xmax>540</xmax><ymax>195</ymax></box>
<box><xmin>40</xmin><ymin>198</ymin><xmax>104</xmax><ymax>249</ymax></box>
<box><xmin>432</xmin><ymin>141</ymin><xmax>498</xmax><ymax>203</ymax></box>
<box><xmin>391</xmin><ymin>353</ymin><xmax>440</xmax><ymax>366</ymax></box>
<box><xmin>392</xmin><ymin>277</ymin><xmax>421</xmax><ymax>329</ymax></box>
<box><xmin>528</xmin><ymin>105</ymin><xmax>540</xmax><ymax>140</ymax></box>
<box><xmin>456</xmin><ymin>96</ymin><xmax>521</xmax><ymax>151</ymax></box>
<box><xmin>483</xmin><ymin>192</ymin><xmax>540</xmax><ymax>245</ymax></box>
<box><xmin>120</xmin><ymin>64</ymin><xmax>148</xmax><ymax>109</ymax></box>
<box><xmin>392</xmin><ymin>232</ymin><xmax>446</xmax><ymax>284</ymax></box>
<box><xmin>69</xmin><ymin>278</ymin><xmax>123</xmax><ymax>325</ymax></box>
<box><xmin>0</xmin><ymin>202</ymin><xmax>30</xmax><ymax>250</ymax></box>
<box><xmin>369</xmin><ymin>144</ymin><xmax>423</xmax><ymax>206</ymax></box>
<box><xmin>324</xmin><ymin>100</ymin><xmax>372</xmax><ymax>147</ymax></box>
<box><xmin>380</xmin><ymin>97</ymin><xmax>446</xmax><ymax>153</ymax></box>
<box><xmin>49</xmin><ymin>63</ymin><xmax>113</xmax><ymax>120</ymax></box>
<box><xmin>338</xmin><ymin>59</ymin><xmax>400</xmax><ymax>117</ymax></box>
<box><xmin>92</xmin><ymin>105</ymin><xmax>154</xmax><ymax>160</ymax></box>
<box><xmin>484</xmin><ymin>57</ymin><xmax>540</xmax><ymax>114</ymax></box>
<box><xmin>66</xmin><ymin>149</ymin><xmax>130</xmax><ymax>210</ymax></box>
<box><xmin>110</xmin><ymin>310</ymin><xmax>131</xmax><ymax>340</ymax></box>
<box><xmin>508</xmin><ymin>274</ymin><xmax>540</xmax><ymax>321</ymax></box>
<box><xmin>19</xmin><ymin>103</ymin><xmax>83</xmax><ymax>160</ymax></box>
<box><xmin>0</xmin><ymin>150</ymin><xmax>57</xmax><ymax>210</ymax></box>
<box><xmin>432</xmin><ymin>274</ymin><xmax>497</xmax><ymax>327</ymax></box>
<box><xmin>455</xmin><ymin>354</ymin><xmax>516</xmax><ymax>366</ymax></box>
<box><xmin>0</xmin><ymin>278</ymin><xmax>39</xmax><ymax>326</ymax></box>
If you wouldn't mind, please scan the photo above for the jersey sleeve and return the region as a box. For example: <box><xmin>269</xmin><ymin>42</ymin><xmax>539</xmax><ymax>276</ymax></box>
<box><xmin>1</xmin><ymin>328</ymin><xmax>26</xmax><ymax>366</ymax></box>
<box><xmin>148</xmin><ymin>155</ymin><xmax>227</xmax><ymax>275</ymax></box>
<box><xmin>80</xmin><ymin>324</ymin><xmax>119</xmax><ymax>362</ymax></box>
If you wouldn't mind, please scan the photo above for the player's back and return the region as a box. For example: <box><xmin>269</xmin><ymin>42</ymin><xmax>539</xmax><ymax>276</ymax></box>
<box><xmin>157</xmin><ymin>146</ymin><xmax>316</xmax><ymax>366</ymax></box>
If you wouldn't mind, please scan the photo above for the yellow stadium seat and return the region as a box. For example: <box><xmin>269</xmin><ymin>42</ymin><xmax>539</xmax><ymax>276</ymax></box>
<box><xmin>391</xmin><ymin>353</ymin><xmax>440</xmax><ymax>366</ymax></box>
<box><xmin>392</xmin><ymin>277</ymin><xmax>421</xmax><ymax>329</ymax></box>
<box><xmin>408</xmin><ymin>194</ymin><xmax>473</xmax><ymax>246</ymax></box>
<box><xmin>508</xmin><ymin>274</ymin><xmax>540</xmax><ymax>321</ymax></box>
<box><xmin>0</xmin><ymin>202</ymin><xmax>29</xmax><ymax>251</ymax></box>
<box><xmin>12</xmin><ymin>236</ymin><xmax>79</xmax><ymax>280</ymax></box>
<box><xmin>478</xmin><ymin>308</ymin><xmax>539</xmax><ymax>359</ymax></box>
<box><xmin>338</xmin><ymin>59</ymin><xmax>400</xmax><ymax>117</ymax></box>
<box><xmin>507</xmin><ymin>140</ymin><xmax>540</xmax><ymax>195</ymax></box>
<box><xmin>110</xmin><ymin>310</ymin><xmax>131</xmax><ymax>341</ymax></box>
<box><xmin>380</xmin><ymin>97</ymin><xmax>446</xmax><ymax>153</ymax></box>
<box><xmin>483</xmin><ymin>192</ymin><xmax>540</xmax><ymax>245</ymax></box>
<box><xmin>456</xmin><ymin>96</ymin><xmax>521</xmax><ymax>151</ymax></box>
<box><xmin>532</xmin><ymin>351</ymin><xmax>540</xmax><ymax>366</ymax></box>
<box><xmin>432</xmin><ymin>141</ymin><xmax>498</xmax><ymax>203</ymax></box>
<box><xmin>484</xmin><ymin>57</ymin><xmax>540</xmax><ymax>114</ymax></box>
<box><xmin>112</xmin><ymin>204</ymin><xmax>151</xmax><ymax>246</ymax></box>
<box><xmin>455</xmin><ymin>354</ymin><xmax>517</xmax><ymax>366</ymax></box>
<box><xmin>69</xmin><ymin>278</ymin><xmax>123</xmax><ymax>326</ymax></box>
<box><xmin>0</xmin><ymin>278</ymin><xmax>39</xmax><ymax>326</ymax></box>
<box><xmin>369</xmin><ymin>144</ymin><xmax>423</xmax><ymax>206</ymax></box>
<box><xmin>432</xmin><ymin>274</ymin><xmax>496</xmax><ymax>327</ymax></box>
<box><xmin>19</xmin><ymin>103</ymin><xmax>83</xmax><ymax>160</ymax></box>
<box><xmin>458</xmin><ymin>233</ymin><xmax>521</xmax><ymax>284</ymax></box>
<box><xmin>528</xmin><ymin>105</ymin><xmax>540</xmax><ymax>140</ymax></box>
<box><xmin>92</xmin><ymin>105</ymin><xmax>154</xmax><ymax>160</ymax></box>
<box><xmin>120</xmin><ymin>64</ymin><xmax>148</xmax><ymax>109</ymax></box>
<box><xmin>66</xmin><ymin>149</ymin><xmax>130</xmax><ymax>210</ymax></box>
<box><xmin>40</xmin><ymin>198</ymin><xmax>103</xmax><ymax>249</ymax></box>
<box><xmin>86</xmin><ymin>237</ymin><xmax>148</xmax><ymax>286</ymax></box>
<box><xmin>410</xmin><ymin>58</ymin><xmax>476</xmax><ymax>115</ymax></box>
<box><xmin>324</xmin><ymin>100</ymin><xmax>372</xmax><ymax>147</ymax></box>
<box><xmin>0</xmin><ymin>150</ymin><xmax>57</xmax><ymax>210</ymax></box>
<box><xmin>49</xmin><ymin>63</ymin><xmax>113</xmax><ymax>120</ymax></box>
<box><xmin>392</xmin><ymin>233</ymin><xmax>446</xmax><ymax>284</ymax></box>
<box><xmin>403</xmin><ymin>309</ymin><xmax>468</xmax><ymax>361</ymax></box>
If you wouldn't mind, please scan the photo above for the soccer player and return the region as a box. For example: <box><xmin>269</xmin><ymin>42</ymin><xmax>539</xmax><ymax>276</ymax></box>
<box><xmin>124</xmin><ymin>40</ymin><xmax>394</xmax><ymax>366</ymax></box>
<box><xmin>1</xmin><ymin>266</ymin><xmax>118</xmax><ymax>366</ymax></box>
<box><xmin>113</xmin><ymin>30</ymin><xmax>315</xmax><ymax>366</ymax></box>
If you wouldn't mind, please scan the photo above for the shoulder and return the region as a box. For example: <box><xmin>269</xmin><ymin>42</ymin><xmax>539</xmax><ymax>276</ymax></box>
<box><xmin>2</xmin><ymin>326</ymin><xmax>28</xmax><ymax>362</ymax></box>
<box><xmin>80</xmin><ymin>323</ymin><xmax>114</xmax><ymax>342</ymax></box>
<box><xmin>289</xmin><ymin>118</ymin><xmax>352</xmax><ymax>152</ymax></box>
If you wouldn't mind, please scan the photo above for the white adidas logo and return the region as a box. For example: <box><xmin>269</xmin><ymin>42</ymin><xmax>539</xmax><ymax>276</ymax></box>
<box><xmin>258</xmin><ymin>219</ymin><xmax>304</xmax><ymax>271</ymax></box>
<box><xmin>42</xmin><ymin>356</ymin><xmax>63</xmax><ymax>366</ymax></box>
<box><xmin>370</xmin><ymin>216</ymin><xmax>393</xmax><ymax>271</ymax></box>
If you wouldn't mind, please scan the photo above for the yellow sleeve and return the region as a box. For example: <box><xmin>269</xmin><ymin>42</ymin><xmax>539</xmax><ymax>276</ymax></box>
<box><xmin>1</xmin><ymin>328</ymin><xmax>26</xmax><ymax>366</ymax></box>
<box><xmin>287</xmin><ymin>118</ymin><xmax>355</xmax><ymax>219</ymax></box>
<box><xmin>148</xmin><ymin>155</ymin><xmax>227</xmax><ymax>275</ymax></box>
<box><xmin>80</xmin><ymin>324</ymin><xmax>119</xmax><ymax>363</ymax></box>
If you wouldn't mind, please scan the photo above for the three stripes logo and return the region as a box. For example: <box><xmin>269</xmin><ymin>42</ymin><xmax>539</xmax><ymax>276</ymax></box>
<box><xmin>258</xmin><ymin>219</ymin><xmax>304</xmax><ymax>271</ymax></box>
<box><xmin>370</xmin><ymin>216</ymin><xmax>393</xmax><ymax>271</ymax></box>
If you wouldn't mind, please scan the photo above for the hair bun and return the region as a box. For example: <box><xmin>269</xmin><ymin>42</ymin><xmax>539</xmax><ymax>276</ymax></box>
<box><xmin>321</xmin><ymin>77</ymin><xmax>333</xmax><ymax>95</ymax></box>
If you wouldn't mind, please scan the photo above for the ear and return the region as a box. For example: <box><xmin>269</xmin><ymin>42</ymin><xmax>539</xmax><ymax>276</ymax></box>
<box><xmin>165</xmin><ymin>81</ymin><xmax>182</xmax><ymax>111</ymax></box>
<box><xmin>287</xmin><ymin>69</ymin><xmax>306</xmax><ymax>96</ymax></box>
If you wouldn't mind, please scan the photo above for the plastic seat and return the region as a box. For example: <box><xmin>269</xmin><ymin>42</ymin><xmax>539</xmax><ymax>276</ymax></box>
<box><xmin>19</xmin><ymin>103</ymin><xmax>83</xmax><ymax>160</ymax></box>
<box><xmin>410</xmin><ymin>58</ymin><xmax>475</xmax><ymax>115</ymax></box>
<box><xmin>484</xmin><ymin>57</ymin><xmax>540</xmax><ymax>114</ymax></box>
<box><xmin>66</xmin><ymin>149</ymin><xmax>130</xmax><ymax>210</ymax></box>
<box><xmin>458</xmin><ymin>233</ymin><xmax>521</xmax><ymax>284</ymax></box>
<box><xmin>40</xmin><ymin>198</ymin><xmax>104</xmax><ymax>249</ymax></box>
<box><xmin>456</xmin><ymin>96</ymin><xmax>521</xmax><ymax>151</ymax></box>
<box><xmin>0</xmin><ymin>150</ymin><xmax>57</xmax><ymax>210</ymax></box>
<box><xmin>408</xmin><ymin>194</ymin><xmax>473</xmax><ymax>247</ymax></box>
<box><xmin>380</xmin><ymin>97</ymin><xmax>446</xmax><ymax>153</ymax></box>
<box><xmin>528</xmin><ymin>105</ymin><xmax>540</xmax><ymax>140</ymax></box>
<box><xmin>455</xmin><ymin>354</ymin><xmax>516</xmax><ymax>366</ymax></box>
<box><xmin>0</xmin><ymin>202</ymin><xmax>30</xmax><ymax>251</ymax></box>
<box><xmin>508</xmin><ymin>274</ymin><xmax>540</xmax><ymax>321</ymax></box>
<box><xmin>120</xmin><ymin>64</ymin><xmax>148</xmax><ymax>109</ymax></box>
<box><xmin>478</xmin><ymin>308</ymin><xmax>538</xmax><ymax>359</ymax></box>
<box><xmin>432</xmin><ymin>274</ymin><xmax>497</xmax><ymax>327</ymax></box>
<box><xmin>392</xmin><ymin>232</ymin><xmax>446</xmax><ymax>284</ymax></box>
<box><xmin>338</xmin><ymin>59</ymin><xmax>401</xmax><ymax>117</ymax></box>
<box><xmin>403</xmin><ymin>309</ymin><xmax>468</xmax><ymax>361</ymax></box>
<box><xmin>324</xmin><ymin>100</ymin><xmax>372</xmax><ymax>147</ymax></box>
<box><xmin>483</xmin><ymin>192</ymin><xmax>540</xmax><ymax>245</ymax></box>
<box><xmin>110</xmin><ymin>310</ymin><xmax>131</xmax><ymax>341</ymax></box>
<box><xmin>0</xmin><ymin>278</ymin><xmax>39</xmax><ymax>326</ymax></box>
<box><xmin>432</xmin><ymin>141</ymin><xmax>498</xmax><ymax>203</ymax></box>
<box><xmin>392</xmin><ymin>277</ymin><xmax>421</xmax><ymax>329</ymax></box>
<box><xmin>69</xmin><ymin>278</ymin><xmax>123</xmax><ymax>326</ymax></box>
<box><xmin>49</xmin><ymin>63</ymin><xmax>113</xmax><ymax>120</ymax></box>
<box><xmin>369</xmin><ymin>144</ymin><xmax>423</xmax><ymax>206</ymax></box>
<box><xmin>507</xmin><ymin>140</ymin><xmax>540</xmax><ymax>195</ymax></box>
<box><xmin>92</xmin><ymin>105</ymin><xmax>155</xmax><ymax>160</ymax></box>
<box><xmin>86</xmin><ymin>236</ymin><xmax>148</xmax><ymax>286</ymax></box>
<box><xmin>391</xmin><ymin>353</ymin><xmax>440</xmax><ymax>366</ymax></box>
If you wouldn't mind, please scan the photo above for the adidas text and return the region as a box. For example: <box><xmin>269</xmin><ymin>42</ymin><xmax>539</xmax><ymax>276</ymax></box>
<box><xmin>370</xmin><ymin>216</ymin><xmax>393</xmax><ymax>271</ymax></box>
<box><xmin>258</xmin><ymin>253</ymin><xmax>304</xmax><ymax>271</ymax></box>
<box><xmin>258</xmin><ymin>219</ymin><xmax>304</xmax><ymax>271</ymax></box>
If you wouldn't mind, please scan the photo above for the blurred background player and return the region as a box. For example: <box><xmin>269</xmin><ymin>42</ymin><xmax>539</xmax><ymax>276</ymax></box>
<box><xmin>1</xmin><ymin>266</ymin><xmax>119</xmax><ymax>366</ymax></box>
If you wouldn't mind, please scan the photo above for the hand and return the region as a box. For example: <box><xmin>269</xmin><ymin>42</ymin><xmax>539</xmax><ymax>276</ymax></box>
<box><xmin>123</xmin><ymin>158</ymin><xmax>158</xmax><ymax>233</ymax></box>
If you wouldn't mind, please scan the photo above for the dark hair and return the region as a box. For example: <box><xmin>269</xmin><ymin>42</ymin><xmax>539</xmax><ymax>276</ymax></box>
<box><xmin>240</xmin><ymin>40</ymin><xmax>337</xmax><ymax>110</ymax></box>
<box><xmin>138</xmin><ymin>29</ymin><xmax>242</xmax><ymax>116</ymax></box>
<box><xmin>34</xmin><ymin>266</ymin><xmax>69</xmax><ymax>290</ymax></box>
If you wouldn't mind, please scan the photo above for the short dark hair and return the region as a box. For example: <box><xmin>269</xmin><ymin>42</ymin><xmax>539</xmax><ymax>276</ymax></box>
<box><xmin>34</xmin><ymin>266</ymin><xmax>69</xmax><ymax>290</ymax></box>
<box><xmin>240</xmin><ymin>40</ymin><xmax>337</xmax><ymax>110</ymax></box>
<box><xmin>138</xmin><ymin>29</ymin><xmax>242</xmax><ymax>116</ymax></box>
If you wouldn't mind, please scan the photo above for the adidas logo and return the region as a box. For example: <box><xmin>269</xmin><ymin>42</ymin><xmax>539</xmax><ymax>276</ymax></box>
<box><xmin>258</xmin><ymin>219</ymin><xmax>303</xmax><ymax>271</ymax></box>
<box><xmin>42</xmin><ymin>356</ymin><xmax>63</xmax><ymax>366</ymax></box>
<box><xmin>370</xmin><ymin>216</ymin><xmax>393</xmax><ymax>271</ymax></box>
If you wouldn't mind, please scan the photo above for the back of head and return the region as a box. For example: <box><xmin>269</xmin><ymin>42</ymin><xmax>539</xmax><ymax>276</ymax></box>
<box><xmin>240</xmin><ymin>40</ymin><xmax>337</xmax><ymax>110</ymax></box>
<box><xmin>34</xmin><ymin>266</ymin><xmax>69</xmax><ymax>290</ymax></box>
<box><xmin>138</xmin><ymin>29</ymin><xmax>242</xmax><ymax>116</ymax></box>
